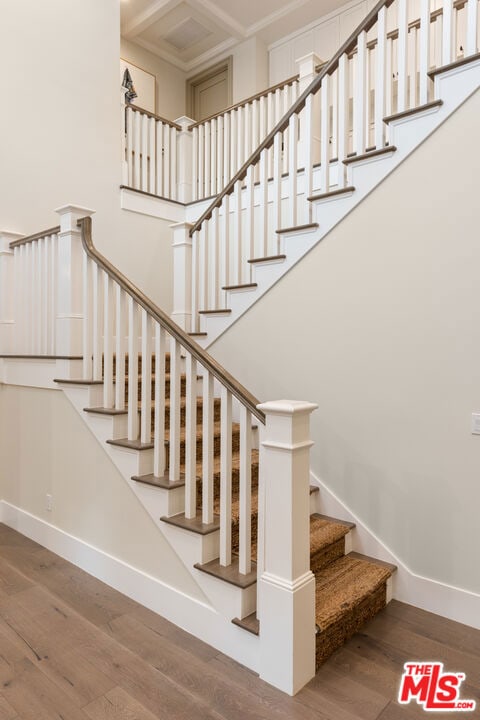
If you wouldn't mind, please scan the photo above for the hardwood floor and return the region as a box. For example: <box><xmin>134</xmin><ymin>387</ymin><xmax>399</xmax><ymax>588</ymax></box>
<box><xmin>0</xmin><ymin>523</ymin><xmax>478</xmax><ymax>720</ymax></box>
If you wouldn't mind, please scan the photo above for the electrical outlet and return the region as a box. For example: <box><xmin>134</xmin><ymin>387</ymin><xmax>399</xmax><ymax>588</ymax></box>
<box><xmin>471</xmin><ymin>413</ymin><xmax>480</xmax><ymax>435</ymax></box>
<box><xmin>46</xmin><ymin>494</ymin><xmax>53</xmax><ymax>512</ymax></box>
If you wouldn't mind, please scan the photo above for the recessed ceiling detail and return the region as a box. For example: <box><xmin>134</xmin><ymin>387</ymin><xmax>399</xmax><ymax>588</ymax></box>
<box><xmin>163</xmin><ymin>17</ymin><xmax>212</xmax><ymax>50</ymax></box>
<box><xmin>121</xmin><ymin>0</ymin><xmax>351</xmax><ymax>72</ymax></box>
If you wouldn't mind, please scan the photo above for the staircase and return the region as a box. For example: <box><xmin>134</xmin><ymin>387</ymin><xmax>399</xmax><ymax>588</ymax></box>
<box><xmin>1</xmin><ymin>0</ymin><xmax>479</xmax><ymax>699</ymax></box>
<box><xmin>84</xmin><ymin>351</ymin><xmax>396</xmax><ymax>671</ymax></box>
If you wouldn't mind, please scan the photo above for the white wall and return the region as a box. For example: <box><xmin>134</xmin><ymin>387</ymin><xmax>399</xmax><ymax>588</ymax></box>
<box><xmin>231</xmin><ymin>37</ymin><xmax>269</xmax><ymax>104</ymax></box>
<box><xmin>0</xmin><ymin>384</ymin><xmax>205</xmax><ymax>602</ymax></box>
<box><xmin>210</xmin><ymin>88</ymin><xmax>480</xmax><ymax>597</ymax></box>
<box><xmin>0</xmin><ymin>0</ymin><xmax>173</xmax><ymax>313</ymax></box>
<box><xmin>121</xmin><ymin>38</ymin><xmax>187</xmax><ymax>120</ymax></box>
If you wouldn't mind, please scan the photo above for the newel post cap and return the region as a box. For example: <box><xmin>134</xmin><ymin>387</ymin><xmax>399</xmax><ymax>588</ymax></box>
<box><xmin>257</xmin><ymin>399</ymin><xmax>318</xmax><ymax>416</ymax></box>
<box><xmin>55</xmin><ymin>205</ymin><xmax>96</xmax><ymax>233</ymax></box>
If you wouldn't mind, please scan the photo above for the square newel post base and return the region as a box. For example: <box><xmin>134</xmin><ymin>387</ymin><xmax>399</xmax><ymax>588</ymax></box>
<box><xmin>171</xmin><ymin>221</ymin><xmax>193</xmax><ymax>331</ymax></box>
<box><xmin>55</xmin><ymin>205</ymin><xmax>95</xmax><ymax>356</ymax></box>
<box><xmin>256</xmin><ymin>399</ymin><xmax>318</xmax><ymax>696</ymax></box>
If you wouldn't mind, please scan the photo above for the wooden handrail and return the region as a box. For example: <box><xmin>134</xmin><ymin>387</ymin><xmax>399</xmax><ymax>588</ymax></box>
<box><xmin>189</xmin><ymin>0</ymin><xmax>396</xmax><ymax>237</ymax></box>
<box><xmin>78</xmin><ymin>216</ymin><xmax>265</xmax><ymax>424</ymax></box>
<box><xmin>127</xmin><ymin>104</ymin><xmax>182</xmax><ymax>131</ymax></box>
<box><xmin>188</xmin><ymin>74</ymin><xmax>301</xmax><ymax>130</ymax></box>
<box><xmin>10</xmin><ymin>226</ymin><xmax>60</xmax><ymax>248</ymax></box>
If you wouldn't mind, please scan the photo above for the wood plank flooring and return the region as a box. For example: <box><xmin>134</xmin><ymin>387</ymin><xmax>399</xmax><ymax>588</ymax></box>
<box><xmin>0</xmin><ymin>522</ymin><xmax>478</xmax><ymax>720</ymax></box>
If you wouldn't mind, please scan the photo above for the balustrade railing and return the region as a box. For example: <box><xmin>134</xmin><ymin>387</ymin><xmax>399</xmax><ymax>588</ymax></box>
<box><xmin>123</xmin><ymin>105</ymin><xmax>180</xmax><ymax>200</ymax></box>
<box><xmin>1</xmin><ymin>205</ymin><xmax>317</xmax><ymax>692</ymax></box>
<box><xmin>9</xmin><ymin>228</ymin><xmax>60</xmax><ymax>355</ymax></box>
<box><xmin>186</xmin><ymin>0</ymin><xmax>479</xmax><ymax>330</ymax></box>
<box><xmin>122</xmin><ymin>75</ymin><xmax>302</xmax><ymax>203</ymax></box>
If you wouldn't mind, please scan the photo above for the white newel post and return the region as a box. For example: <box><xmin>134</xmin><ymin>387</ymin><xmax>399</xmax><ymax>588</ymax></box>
<box><xmin>175</xmin><ymin>116</ymin><xmax>195</xmax><ymax>203</ymax></box>
<box><xmin>0</xmin><ymin>231</ymin><xmax>23</xmax><ymax>353</ymax></box>
<box><xmin>295</xmin><ymin>53</ymin><xmax>323</xmax><ymax>170</ymax></box>
<box><xmin>257</xmin><ymin>400</ymin><xmax>318</xmax><ymax>696</ymax></box>
<box><xmin>171</xmin><ymin>222</ymin><xmax>193</xmax><ymax>331</ymax></box>
<box><xmin>55</xmin><ymin>205</ymin><xmax>95</xmax><ymax>356</ymax></box>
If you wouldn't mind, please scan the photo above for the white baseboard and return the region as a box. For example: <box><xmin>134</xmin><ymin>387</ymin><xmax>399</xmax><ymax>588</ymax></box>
<box><xmin>0</xmin><ymin>500</ymin><xmax>260</xmax><ymax>669</ymax></box>
<box><xmin>310</xmin><ymin>472</ymin><xmax>480</xmax><ymax>630</ymax></box>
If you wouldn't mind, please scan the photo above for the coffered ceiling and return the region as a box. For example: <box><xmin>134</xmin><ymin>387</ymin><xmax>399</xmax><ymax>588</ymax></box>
<box><xmin>121</xmin><ymin>0</ymin><xmax>349</xmax><ymax>72</ymax></box>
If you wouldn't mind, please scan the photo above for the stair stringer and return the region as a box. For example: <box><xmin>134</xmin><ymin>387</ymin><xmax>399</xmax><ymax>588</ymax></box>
<box><xmin>197</xmin><ymin>58</ymin><xmax>480</xmax><ymax>349</ymax></box>
<box><xmin>55</xmin><ymin>380</ymin><xmax>262</xmax><ymax>671</ymax></box>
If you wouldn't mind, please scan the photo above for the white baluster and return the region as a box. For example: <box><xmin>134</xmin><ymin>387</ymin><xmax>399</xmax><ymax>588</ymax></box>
<box><xmin>398</xmin><ymin>0</ymin><xmax>409</xmax><ymax>112</ymax></box>
<box><xmin>115</xmin><ymin>286</ymin><xmax>126</xmax><ymax>410</ymax></box>
<box><xmin>202</xmin><ymin>370</ymin><xmax>214</xmax><ymax>525</ymax></box>
<box><xmin>320</xmin><ymin>76</ymin><xmax>330</xmax><ymax>193</ymax></box>
<box><xmin>164</xmin><ymin>123</ymin><xmax>171</xmax><ymax>199</ymax></box>
<box><xmin>409</xmin><ymin>26</ymin><xmax>418</xmax><ymax>108</ymax></box>
<box><xmin>41</xmin><ymin>238</ymin><xmax>48</xmax><ymax>354</ymax></box>
<box><xmin>273</xmin><ymin>132</ymin><xmax>282</xmax><ymax>245</ymax></box>
<box><xmin>127</xmin><ymin>297</ymin><xmax>139</xmax><ymax>441</ymax></box>
<box><xmin>354</xmin><ymin>30</ymin><xmax>367</xmax><ymax>155</ymax></box>
<box><xmin>156</xmin><ymin>121</ymin><xmax>164</xmax><ymax>197</ymax></box>
<box><xmin>205</xmin><ymin>121</ymin><xmax>211</xmax><ymax>199</ymax></box>
<box><xmin>170</xmin><ymin>127</ymin><xmax>177</xmax><ymax>201</ymax></box>
<box><xmin>219</xmin><ymin>387</ymin><xmax>232</xmax><ymax>566</ymax></box>
<box><xmin>237</xmin><ymin>106</ymin><xmax>244</xmax><ymax>172</ymax></box>
<box><xmin>443</xmin><ymin>0</ymin><xmax>454</xmax><ymax>64</ymax></box>
<box><xmin>82</xmin><ymin>252</ymin><xmax>93</xmax><ymax>379</ymax></box>
<box><xmin>153</xmin><ymin>323</ymin><xmax>166</xmax><ymax>478</ymax></box>
<box><xmin>210</xmin><ymin>119</ymin><xmax>217</xmax><ymax>197</ymax></box>
<box><xmin>192</xmin><ymin>126</ymin><xmax>199</xmax><ymax>201</ymax></box>
<box><xmin>259</xmin><ymin>149</ymin><xmax>269</xmax><ymax>257</ymax></box>
<box><xmin>419</xmin><ymin>0</ymin><xmax>431</xmax><ymax>104</ymax></box>
<box><xmin>103</xmin><ymin>273</ymin><xmax>114</xmax><ymax>409</ymax></box>
<box><xmin>246</xmin><ymin>165</ymin><xmax>255</xmax><ymax>280</ymax></box>
<box><xmin>126</xmin><ymin>107</ymin><xmax>134</xmax><ymax>187</ymax></box>
<box><xmin>230</xmin><ymin>110</ymin><xmax>237</xmax><ymax>174</ymax></box>
<box><xmin>288</xmin><ymin>114</ymin><xmax>299</xmax><ymax>226</ymax></box>
<box><xmin>191</xmin><ymin>231</ymin><xmax>199</xmax><ymax>333</ymax></box>
<box><xmin>466</xmin><ymin>0</ymin><xmax>478</xmax><ymax>55</ymax></box>
<box><xmin>141</xmin><ymin>113</ymin><xmax>148</xmax><ymax>191</ymax></box>
<box><xmin>221</xmin><ymin>195</ymin><xmax>230</xmax><ymax>292</ymax></box>
<box><xmin>148</xmin><ymin>117</ymin><xmax>155</xmax><ymax>194</ymax></box>
<box><xmin>304</xmin><ymin>96</ymin><xmax>314</xmax><ymax>221</ymax></box>
<box><xmin>49</xmin><ymin>234</ymin><xmax>57</xmax><ymax>355</ymax></box>
<box><xmin>140</xmin><ymin>309</ymin><xmax>152</xmax><ymax>444</ymax></box>
<box><xmin>92</xmin><ymin>263</ymin><xmax>103</xmax><ymax>381</ymax></box>
<box><xmin>133</xmin><ymin>110</ymin><xmax>141</xmax><ymax>189</ymax></box>
<box><xmin>337</xmin><ymin>53</ymin><xmax>348</xmax><ymax>186</ymax></box>
<box><xmin>239</xmin><ymin>405</ymin><xmax>252</xmax><ymax>575</ymax></box>
<box><xmin>169</xmin><ymin>337</ymin><xmax>181</xmax><ymax>482</ymax></box>
<box><xmin>234</xmin><ymin>180</ymin><xmax>243</xmax><ymax>285</ymax></box>
<box><xmin>210</xmin><ymin>208</ymin><xmax>220</xmax><ymax>309</ymax></box>
<box><xmin>217</xmin><ymin>115</ymin><xmax>224</xmax><ymax>192</ymax></box>
<box><xmin>223</xmin><ymin>114</ymin><xmax>230</xmax><ymax>187</ymax></box>
<box><xmin>185</xmin><ymin>351</ymin><xmax>197</xmax><ymax>518</ymax></box>
<box><xmin>198</xmin><ymin>124</ymin><xmax>204</xmax><ymax>199</ymax></box>
<box><xmin>375</xmin><ymin>7</ymin><xmax>387</xmax><ymax>149</ymax></box>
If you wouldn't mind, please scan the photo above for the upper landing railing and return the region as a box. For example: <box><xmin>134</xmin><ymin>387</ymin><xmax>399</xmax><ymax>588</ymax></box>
<box><xmin>121</xmin><ymin>72</ymin><xmax>302</xmax><ymax>203</ymax></box>
<box><xmin>181</xmin><ymin>0</ymin><xmax>479</xmax><ymax>329</ymax></box>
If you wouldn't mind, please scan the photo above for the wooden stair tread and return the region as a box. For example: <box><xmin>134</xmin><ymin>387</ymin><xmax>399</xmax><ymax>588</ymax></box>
<box><xmin>194</xmin><ymin>557</ymin><xmax>257</xmax><ymax>589</ymax></box>
<box><xmin>276</xmin><ymin>223</ymin><xmax>319</xmax><ymax>234</ymax></box>
<box><xmin>106</xmin><ymin>438</ymin><xmax>154</xmax><ymax>451</ymax></box>
<box><xmin>248</xmin><ymin>254</ymin><xmax>286</xmax><ymax>264</ymax></box>
<box><xmin>314</xmin><ymin>555</ymin><xmax>394</xmax><ymax>631</ymax></box>
<box><xmin>427</xmin><ymin>51</ymin><xmax>480</xmax><ymax>78</ymax></box>
<box><xmin>343</xmin><ymin>146</ymin><xmax>397</xmax><ymax>165</ymax></box>
<box><xmin>222</xmin><ymin>283</ymin><xmax>258</xmax><ymax>291</ymax></box>
<box><xmin>84</xmin><ymin>406</ymin><xmax>128</xmax><ymax>416</ymax></box>
<box><xmin>383</xmin><ymin>99</ymin><xmax>443</xmax><ymax>124</ymax></box>
<box><xmin>232</xmin><ymin>613</ymin><xmax>259</xmax><ymax>636</ymax></box>
<box><xmin>308</xmin><ymin>186</ymin><xmax>355</xmax><ymax>202</ymax></box>
<box><xmin>198</xmin><ymin>309</ymin><xmax>232</xmax><ymax>315</ymax></box>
